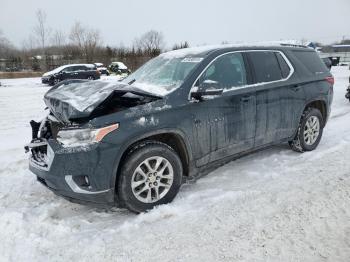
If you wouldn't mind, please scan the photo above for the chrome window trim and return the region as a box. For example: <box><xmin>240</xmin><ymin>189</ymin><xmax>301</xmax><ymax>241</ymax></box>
<box><xmin>188</xmin><ymin>49</ymin><xmax>295</xmax><ymax>100</ymax></box>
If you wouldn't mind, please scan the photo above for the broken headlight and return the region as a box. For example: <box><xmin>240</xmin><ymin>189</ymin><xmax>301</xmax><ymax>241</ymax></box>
<box><xmin>57</xmin><ymin>124</ymin><xmax>119</xmax><ymax>147</ymax></box>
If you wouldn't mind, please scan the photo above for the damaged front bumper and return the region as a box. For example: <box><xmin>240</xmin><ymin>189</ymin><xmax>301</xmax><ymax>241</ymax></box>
<box><xmin>26</xmin><ymin>128</ymin><xmax>120</xmax><ymax>206</ymax></box>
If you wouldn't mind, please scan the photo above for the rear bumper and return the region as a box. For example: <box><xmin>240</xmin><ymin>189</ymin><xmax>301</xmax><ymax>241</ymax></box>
<box><xmin>28</xmin><ymin>139</ymin><xmax>120</xmax><ymax>206</ymax></box>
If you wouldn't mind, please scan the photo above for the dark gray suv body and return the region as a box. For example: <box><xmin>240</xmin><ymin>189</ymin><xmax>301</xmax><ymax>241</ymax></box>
<box><xmin>27</xmin><ymin>45</ymin><xmax>334</xmax><ymax>213</ymax></box>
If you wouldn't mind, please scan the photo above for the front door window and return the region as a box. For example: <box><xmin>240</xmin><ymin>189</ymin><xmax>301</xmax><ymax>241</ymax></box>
<box><xmin>197</xmin><ymin>53</ymin><xmax>247</xmax><ymax>90</ymax></box>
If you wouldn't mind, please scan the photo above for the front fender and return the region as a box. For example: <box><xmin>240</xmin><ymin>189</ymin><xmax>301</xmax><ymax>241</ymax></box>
<box><xmin>107</xmin><ymin>128</ymin><xmax>193</xmax><ymax>191</ymax></box>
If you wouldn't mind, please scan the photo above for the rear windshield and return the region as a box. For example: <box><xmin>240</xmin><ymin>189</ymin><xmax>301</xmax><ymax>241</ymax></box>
<box><xmin>292</xmin><ymin>50</ymin><xmax>328</xmax><ymax>75</ymax></box>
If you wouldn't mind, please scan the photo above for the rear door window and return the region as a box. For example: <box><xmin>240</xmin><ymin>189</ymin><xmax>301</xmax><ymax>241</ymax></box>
<box><xmin>75</xmin><ymin>66</ymin><xmax>87</xmax><ymax>71</ymax></box>
<box><xmin>248</xmin><ymin>51</ymin><xmax>283</xmax><ymax>83</ymax></box>
<box><xmin>292</xmin><ymin>50</ymin><xmax>328</xmax><ymax>75</ymax></box>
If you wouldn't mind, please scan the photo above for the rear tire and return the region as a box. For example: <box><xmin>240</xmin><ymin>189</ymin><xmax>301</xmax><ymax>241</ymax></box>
<box><xmin>118</xmin><ymin>141</ymin><xmax>183</xmax><ymax>213</ymax></box>
<box><xmin>289</xmin><ymin>108</ymin><xmax>324</xmax><ymax>152</ymax></box>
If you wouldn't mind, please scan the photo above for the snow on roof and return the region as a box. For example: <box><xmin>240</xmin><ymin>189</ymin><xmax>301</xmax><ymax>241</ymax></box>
<box><xmin>111</xmin><ymin>62</ymin><xmax>127</xmax><ymax>69</ymax></box>
<box><xmin>160</xmin><ymin>40</ymin><xmax>309</xmax><ymax>59</ymax></box>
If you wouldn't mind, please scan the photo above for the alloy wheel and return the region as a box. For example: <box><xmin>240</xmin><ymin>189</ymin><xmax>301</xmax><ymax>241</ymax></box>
<box><xmin>303</xmin><ymin>116</ymin><xmax>320</xmax><ymax>145</ymax></box>
<box><xmin>131</xmin><ymin>156</ymin><xmax>174</xmax><ymax>203</ymax></box>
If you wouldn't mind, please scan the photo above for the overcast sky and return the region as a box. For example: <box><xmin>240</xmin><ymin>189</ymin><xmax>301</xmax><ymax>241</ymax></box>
<box><xmin>1</xmin><ymin>0</ymin><xmax>349</xmax><ymax>48</ymax></box>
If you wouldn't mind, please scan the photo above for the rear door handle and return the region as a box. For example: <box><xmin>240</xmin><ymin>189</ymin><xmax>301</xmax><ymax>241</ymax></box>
<box><xmin>240</xmin><ymin>96</ymin><xmax>253</xmax><ymax>103</ymax></box>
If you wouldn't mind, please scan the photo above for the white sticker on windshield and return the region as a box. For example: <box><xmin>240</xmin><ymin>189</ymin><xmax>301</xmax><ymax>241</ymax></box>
<box><xmin>181</xmin><ymin>57</ymin><xmax>203</xmax><ymax>63</ymax></box>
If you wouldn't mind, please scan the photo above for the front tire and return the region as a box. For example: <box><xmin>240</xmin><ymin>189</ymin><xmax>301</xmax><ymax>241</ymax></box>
<box><xmin>53</xmin><ymin>78</ymin><xmax>60</xmax><ymax>85</ymax></box>
<box><xmin>118</xmin><ymin>141</ymin><xmax>183</xmax><ymax>213</ymax></box>
<box><xmin>289</xmin><ymin>108</ymin><xmax>324</xmax><ymax>152</ymax></box>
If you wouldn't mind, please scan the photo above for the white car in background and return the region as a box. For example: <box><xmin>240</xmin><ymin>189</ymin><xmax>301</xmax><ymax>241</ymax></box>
<box><xmin>109</xmin><ymin>61</ymin><xmax>131</xmax><ymax>75</ymax></box>
<box><xmin>94</xmin><ymin>63</ymin><xmax>110</xmax><ymax>76</ymax></box>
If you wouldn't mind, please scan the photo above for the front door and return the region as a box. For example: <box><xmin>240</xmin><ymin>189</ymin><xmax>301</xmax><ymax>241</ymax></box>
<box><xmin>190</xmin><ymin>52</ymin><xmax>257</xmax><ymax>167</ymax></box>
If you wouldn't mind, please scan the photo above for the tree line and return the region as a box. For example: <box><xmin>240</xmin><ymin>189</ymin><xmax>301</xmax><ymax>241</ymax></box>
<box><xmin>0</xmin><ymin>9</ymin><xmax>189</xmax><ymax>72</ymax></box>
<box><xmin>1</xmin><ymin>8</ymin><xmax>348</xmax><ymax>73</ymax></box>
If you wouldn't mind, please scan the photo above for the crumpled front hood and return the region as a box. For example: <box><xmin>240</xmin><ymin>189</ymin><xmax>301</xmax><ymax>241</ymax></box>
<box><xmin>44</xmin><ymin>79</ymin><xmax>162</xmax><ymax>123</ymax></box>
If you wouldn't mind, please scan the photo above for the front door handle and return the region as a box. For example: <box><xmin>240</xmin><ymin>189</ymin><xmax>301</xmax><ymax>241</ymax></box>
<box><xmin>240</xmin><ymin>96</ymin><xmax>253</xmax><ymax>103</ymax></box>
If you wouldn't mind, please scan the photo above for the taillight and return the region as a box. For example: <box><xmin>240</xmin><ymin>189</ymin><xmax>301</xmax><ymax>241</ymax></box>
<box><xmin>325</xmin><ymin>76</ymin><xmax>334</xmax><ymax>85</ymax></box>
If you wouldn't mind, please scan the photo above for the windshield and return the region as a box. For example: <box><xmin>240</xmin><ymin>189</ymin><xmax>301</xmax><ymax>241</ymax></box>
<box><xmin>122</xmin><ymin>55</ymin><xmax>203</xmax><ymax>96</ymax></box>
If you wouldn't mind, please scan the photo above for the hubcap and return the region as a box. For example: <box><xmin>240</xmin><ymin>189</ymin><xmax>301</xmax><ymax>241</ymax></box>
<box><xmin>131</xmin><ymin>156</ymin><xmax>174</xmax><ymax>203</ymax></box>
<box><xmin>303</xmin><ymin>116</ymin><xmax>320</xmax><ymax>145</ymax></box>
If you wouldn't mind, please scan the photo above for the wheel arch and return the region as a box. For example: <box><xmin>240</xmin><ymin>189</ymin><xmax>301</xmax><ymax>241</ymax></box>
<box><xmin>112</xmin><ymin>129</ymin><xmax>193</xmax><ymax>192</ymax></box>
<box><xmin>304</xmin><ymin>99</ymin><xmax>328</xmax><ymax>126</ymax></box>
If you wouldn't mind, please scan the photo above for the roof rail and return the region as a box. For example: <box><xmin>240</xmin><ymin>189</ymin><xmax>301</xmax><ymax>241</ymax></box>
<box><xmin>279</xmin><ymin>43</ymin><xmax>309</xmax><ymax>48</ymax></box>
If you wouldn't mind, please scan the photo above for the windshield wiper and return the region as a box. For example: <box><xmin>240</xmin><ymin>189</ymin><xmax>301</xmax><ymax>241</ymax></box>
<box><xmin>128</xmin><ymin>79</ymin><xmax>136</xmax><ymax>85</ymax></box>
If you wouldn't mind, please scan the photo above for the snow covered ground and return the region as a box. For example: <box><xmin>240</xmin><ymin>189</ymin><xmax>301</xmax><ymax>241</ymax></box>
<box><xmin>0</xmin><ymin>68</ymin><xmax>349</xmax><ymax>262</ymax></box>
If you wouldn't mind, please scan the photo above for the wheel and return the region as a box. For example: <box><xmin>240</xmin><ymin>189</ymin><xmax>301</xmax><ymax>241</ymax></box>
<box><xmin>118</xmin><ymin>141</ymin><xmax>183</xmax><ymax>213</ymax></box>
<box><xmin>87</xmin><ymin>76</ymin><xmax>94</xmax><ymax>80</ymax></box>
<box><xmin>51</xmin><ymin>78</ymin><xmax>60</xmax><ymax>86</ymax></box>
<box><xmin>289</xmin><ymin>108</ymin><xmax>324</xmax><ymax>152</ymax></box>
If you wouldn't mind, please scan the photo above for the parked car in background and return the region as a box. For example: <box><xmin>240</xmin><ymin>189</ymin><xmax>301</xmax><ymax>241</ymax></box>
<box><xmin>41</xmin><ymin>64</ymin><xmax>100</xmax><ymax>85</ymax></box>
<box><xmin>27</xmin><ymin>44</ymin><xmax>333</xmax><ymax>213</ymax></box>
<box><xmin>322</xmin><ymin>57</ymin><xmax>332</xmax><ymax>70</ymax></box>
<box><xmin>109</xmin><ymin>62</ymin><xmax>130</xmax><ymax>75</ymax></box>
<box><xmin>94</xmin><ymin>63</ymin><xmax>110</xmax><ymax>76</ymax></box>
<box><xmin>346</xmin><ymin>75</ymin><xmax>350</xmax><ymax>102</ymax></box>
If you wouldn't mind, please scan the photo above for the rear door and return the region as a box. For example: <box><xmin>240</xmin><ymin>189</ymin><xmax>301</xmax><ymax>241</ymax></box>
<box><xmin>72</xmin><ymin>66</ymin><xmax>88</xmax><ymax>79</ymax></box>
<box><xmin>247</xmin><ymin>50</ymin><xmax>304</xmax><ymax>146</ymax></box>
<box><xmin>190</xmin><ymin>52</ymin><xmax>257</xmax><ymax>166</ymax></box>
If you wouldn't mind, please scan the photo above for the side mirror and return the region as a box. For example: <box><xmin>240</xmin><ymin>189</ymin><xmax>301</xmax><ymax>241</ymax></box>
<box><xmin>191</xmin><ymin>80</ymin><xmax>223</xmax><ymax>101</ymax></box>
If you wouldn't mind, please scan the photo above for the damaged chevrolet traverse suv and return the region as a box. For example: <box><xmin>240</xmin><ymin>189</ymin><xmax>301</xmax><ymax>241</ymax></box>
<box><xmin>26</xmin><ymin>44</ymin><xmax>334</xmax><ymax>213</ymax></box>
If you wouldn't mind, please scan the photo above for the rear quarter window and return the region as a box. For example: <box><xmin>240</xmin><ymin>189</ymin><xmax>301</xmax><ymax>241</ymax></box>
<box><xmin>292</xmin><ymin>50</ymin><xmax>328</xmax><ymax>75</ymax></box>
<box><xmin>276</xmin><ymin>53</ymin><xmax>291</xmax><ymax>78</ymax></box>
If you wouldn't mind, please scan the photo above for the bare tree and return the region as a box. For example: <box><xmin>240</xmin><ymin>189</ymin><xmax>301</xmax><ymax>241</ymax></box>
<box><xmin>134</xmin><ymin>30</ymin><xmax>164</xmax><ymax>56</ymax></box>
<box><xmin>0</xmin><ymin>30</ymin><xmax>15</xmax><ymax>58</ymax></box>
<box><xmin>172</xmin><ymin>41</ymin><xmax>189</xmax><ymax>50</ymax></box>
<box><xmin>22</xmin><ymin>34</ymin><xmax>37</xmax><ymax>51</ymax></box>
<box><xmin>33</xmin><ymin>9</ymin><xmax>50</xmax><ymax>70</ymax></box>
<box><xmin>69</xmin><ymin>22</ymin><xmax>102</xmax><ymax>62</ymax></box>
<box><xmin>51</xmin><ymin>30</ymin><xmax>66</xmax><ymax>47</ymax></box>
